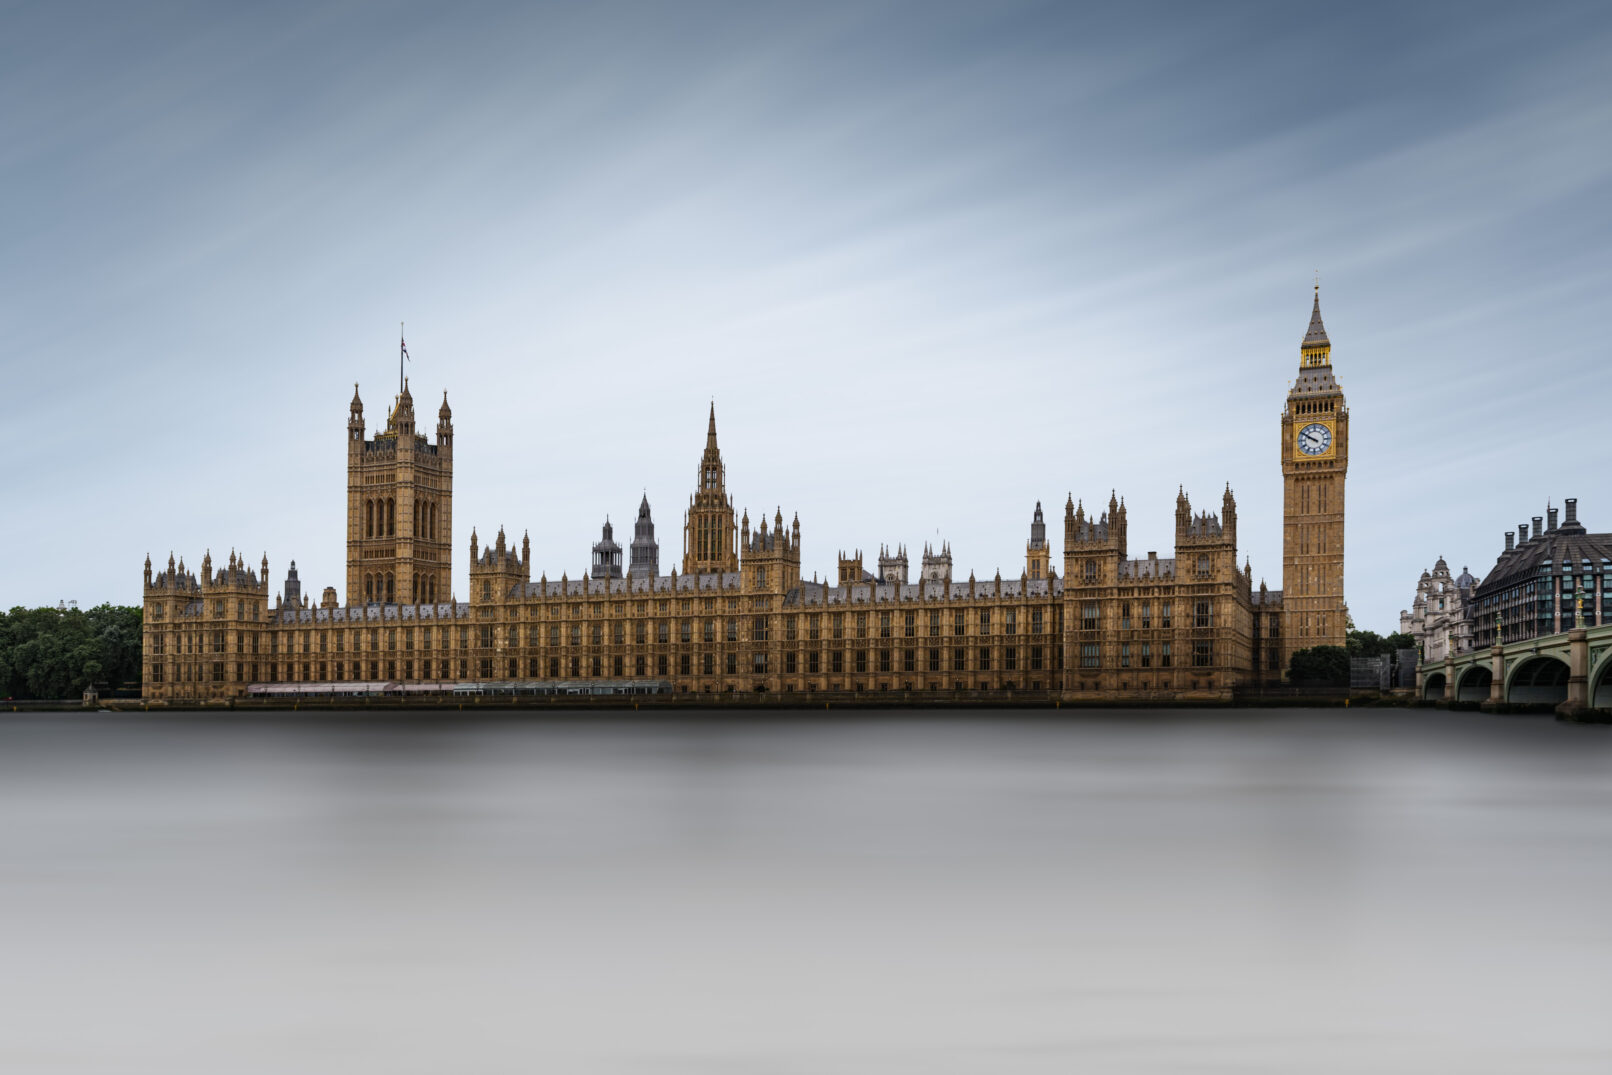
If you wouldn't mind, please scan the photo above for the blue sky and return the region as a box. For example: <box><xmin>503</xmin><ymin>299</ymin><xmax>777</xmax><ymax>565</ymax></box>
<box><xmin>3</xmin><ymin>1</ymin><xmax>1609</xmax><ymax>629</ymax></box>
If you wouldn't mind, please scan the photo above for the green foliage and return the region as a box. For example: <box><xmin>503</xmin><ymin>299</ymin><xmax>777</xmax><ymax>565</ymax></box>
<box><xmin>0</xmin><ymin>604</ymin><xmax>142</xmax><ymax>699</ymax></box>
<box><xmin>1346</xmin><ymin>629</ymin><xmax>1414</xmax><ymax>659</ymax></box>
<box><xmin>1289</xmin><ymin>645</ymin><xmax>1350</xmax><ymax>687</ymax></box>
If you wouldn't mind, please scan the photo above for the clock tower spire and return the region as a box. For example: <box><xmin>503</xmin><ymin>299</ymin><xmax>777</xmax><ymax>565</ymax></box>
<box><xmin>1280</xmin><ymin>285</ymin><xmax>1349</xmax><ymax>671</ymax></box>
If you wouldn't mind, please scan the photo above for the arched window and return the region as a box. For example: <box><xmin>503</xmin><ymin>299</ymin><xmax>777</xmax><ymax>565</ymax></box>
<box><xmin>430</xmin><ymin>502</ymin><xmax>437</xmax><ymax>540</ymax></box>
<box><xmin>365</xmin><ymin>500</ymin><xmax>373</xmax><ymax>538</ymax></box>
<box><xmin>387</xmin><ymin>499</ymin><xmax>396</xmax><ymax>537</ymax></box>
<box><xmin>428</xmin><ymin>576</ymin><xmax>437</xmax><ymax>603</ymax></box>
<box><xmin>365</xmin><ymin>574</ymin><xmax>374</xmax><ymax>601</ymax></box>
<box><xmin>386</xmin><ymin>573</ymin><xmax>395</xmax><ymax>603</ymax></box>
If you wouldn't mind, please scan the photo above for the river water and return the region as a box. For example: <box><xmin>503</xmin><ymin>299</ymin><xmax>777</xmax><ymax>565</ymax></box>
<box><xmin>1</xmin><ymin>708</ymin><xmax>1608</xmax><ymax>1073</ymax></box>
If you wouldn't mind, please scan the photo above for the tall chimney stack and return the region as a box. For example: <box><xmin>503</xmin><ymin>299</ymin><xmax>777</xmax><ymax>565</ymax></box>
<box><xmin>1532</xmin><ymin>516</ymin><xmax>1543</xmax><ymax>539</ymax></box>
<box><xmin>1548</xmin><ymin>506</ymin><xmax>1559</xmax><ymax>531</ymax></box>
<box><xmin>1520</xmin><ymin>522</ymin><xmax>1530</xmax><ymax>543</ymax></box>
<box><xmin>1565</xmin><ymin>498</ymin><xmax>1578</xmax><ymax>526</ymax></box>
<box><xmin>1505</xmin><ymin>532</ymin><xmax>1514</xmax><ymax>552</ymax></box>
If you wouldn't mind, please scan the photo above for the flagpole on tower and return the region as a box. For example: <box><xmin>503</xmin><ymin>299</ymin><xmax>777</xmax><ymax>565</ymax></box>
<box><xmin>400</xmin><ymin>322</ymin><xmax>406</xmax><ymax>397</ymax></box>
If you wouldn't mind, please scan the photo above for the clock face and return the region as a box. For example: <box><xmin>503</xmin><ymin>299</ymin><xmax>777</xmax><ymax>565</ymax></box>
<box><xmin>1297</xmin><ymin>422</ymin><xmax>1332</xmax><ymax>456</ymax></box>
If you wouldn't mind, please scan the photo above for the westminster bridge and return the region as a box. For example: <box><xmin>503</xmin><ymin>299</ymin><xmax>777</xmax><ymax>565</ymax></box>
<box><xmin>1420</xmin><ymin>623</ymin><xmax>1612</xmax><ymax>718</ymax></box>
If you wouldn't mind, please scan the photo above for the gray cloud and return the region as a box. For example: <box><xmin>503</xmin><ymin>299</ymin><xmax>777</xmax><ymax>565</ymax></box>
<box><xmin>3</xmin><ymin>1</ymin><xmax>1610</xmax><ymax>625</ymax></box>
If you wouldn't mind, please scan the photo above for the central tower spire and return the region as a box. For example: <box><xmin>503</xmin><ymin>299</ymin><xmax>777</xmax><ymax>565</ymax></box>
<box><xmin>684</xmin><ymin>402</ymin><xmax>738</xmax><ymax>574</ymax></box>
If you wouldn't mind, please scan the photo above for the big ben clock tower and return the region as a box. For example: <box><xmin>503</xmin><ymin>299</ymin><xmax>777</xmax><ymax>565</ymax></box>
<box><xmin>1281</xmin><ymin>286</ymin><xmax>1348</xmax><ymax>669</ymax></box>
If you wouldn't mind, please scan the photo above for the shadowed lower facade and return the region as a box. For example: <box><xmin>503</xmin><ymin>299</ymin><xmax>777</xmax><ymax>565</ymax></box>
<box><xmin>141</xmin><ymin>295</ymin><xmax>1349</xmax><ymax>703</ymax></box>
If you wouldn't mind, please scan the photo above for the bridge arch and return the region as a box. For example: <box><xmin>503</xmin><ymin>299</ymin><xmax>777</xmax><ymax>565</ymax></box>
<box><xmin>1455</xmin><ymin>665</ymin><xmax>1491</xmax><ymax>702</ymax></box>
<box><xmin>1506</xmin><ymin>655</ymin><xmax>1570</xmax><ymax>705</ymax></box>
<box><xmin>1422</xmin><ymin>671</ymin><xmax>1446</xmax><ymax>702</ymax></box>
<box><xmin>1591</xmin><ymin>649</ymin><xmax>1612</xmax><ymax>711</ymax></box>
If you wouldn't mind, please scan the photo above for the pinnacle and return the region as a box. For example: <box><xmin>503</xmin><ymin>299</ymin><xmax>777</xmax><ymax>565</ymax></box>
<box><xmin>1303</xmin><ymin>285</ymin><xmax>1330</xmax><ymax>349</ymax></box>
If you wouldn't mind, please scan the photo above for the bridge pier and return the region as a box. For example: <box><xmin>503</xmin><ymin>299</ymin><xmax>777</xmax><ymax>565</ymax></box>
<box><xmin>1480</xmin><ymin>645</ymin><xmax>1506</xmax><ymax>712</ymax></box>
<box><xmin>1556</xmin><ymin>628</ymin><xmax>1599</xmax><ymax>722</ymax></box>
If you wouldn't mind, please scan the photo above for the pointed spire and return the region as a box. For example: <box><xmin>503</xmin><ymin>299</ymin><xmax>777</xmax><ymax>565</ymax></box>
<box><xmin>1303</xmin><ymin>284</ymin><xmax>1330</xmax><ymax>350</ymax></box>
<box><xmin>706</xmin><ymin>401</ymin><xmax>718</xmax><ymax>450</ymax></box>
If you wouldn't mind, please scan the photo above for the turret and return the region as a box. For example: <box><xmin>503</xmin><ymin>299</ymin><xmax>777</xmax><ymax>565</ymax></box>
<box><xmin>877</xmin><ymin>543</ymin><xmax>909</xmax><ymax>585</ymax></box>
<box><xmin>629</xmin><ymin>494</ymin><xmax>660</xmax><ymax>579</ymax></box>
<box><xmin>837</xmin><ymin>549</ymin><xmax>863</xmax><ymax>586</ymax></box>
<box><xmin>283</xmin><ymin>560</ymin><xmax>301</xmax><ymax>608</ymax></box>
<box><xmin>592</xmin><ymin>517</ymin><xmax>624</xmax><ymax>580</ymax></box>
<box><xmin>1064</xmin><ymin>491</ymin><xmax>1127</xmax><ymax>584</ymax></box>
<box><xmin>349</xmin><ymin>384</ymin><xmax>364</xmax><ymax>446</ymax></box>
<box><xmin>1025</xmin><ymin>501</ymin><xmax>1050</xmax><ymax>580</ymax></box>
<box><xmin>741</xmin><ymin>505</ymin><xmax>799</xmax><ymax>591</ymax></box>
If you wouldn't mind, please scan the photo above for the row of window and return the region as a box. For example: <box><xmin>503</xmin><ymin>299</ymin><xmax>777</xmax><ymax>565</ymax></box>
<box><xmin>157</xmin><ymin>636</ymin><xmax>1238</xmax><ymax>689</ymax></box>
<box><xmin>156</xmin><ymin>645</ymin><xmax>1069</xmax><ymax>687</ymax></box>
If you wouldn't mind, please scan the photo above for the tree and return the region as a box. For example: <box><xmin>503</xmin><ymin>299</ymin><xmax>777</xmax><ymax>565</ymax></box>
<box><xmin>0</xmin><ymin>605</ymin><xmax>143</xmax><ymax>699</ymax></box>
<box><xmin>1289</xmin><ymin>645</ymin><xmax>1350</xmax><ymax>687</ymax></box>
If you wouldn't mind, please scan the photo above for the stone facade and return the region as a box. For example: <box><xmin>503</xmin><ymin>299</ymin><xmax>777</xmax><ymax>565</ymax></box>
<box><xmin>141</xmin><ymin>294</ymin><xmax>1348</xmax><ymax>703</ymax></box>
<box><xmin>1400</xmin><ymin>558</ymin><xmax>1479</xmax><ymax>661</ymax></box>
<box><xmin>1279</xmin><ymin>287</ymin><xmax>1349</xmax><ymax>664</ymax></box>
<box><xmin>345</xmin><ymin>381</ymin><xmax>453</xmax><ymax>606</ymax></box>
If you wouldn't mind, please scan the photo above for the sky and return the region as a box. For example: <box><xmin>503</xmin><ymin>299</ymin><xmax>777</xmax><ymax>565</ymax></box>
<box><xmin>3</xmin><ymin>0</ymin><xmax>1609</xmax><ymax>630</ymax></box>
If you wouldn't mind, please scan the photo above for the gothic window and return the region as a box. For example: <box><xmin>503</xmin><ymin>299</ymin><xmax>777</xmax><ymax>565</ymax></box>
<box><xmin>1084</xmin><ymin>559</ymin><xmax>1097</xmax><ymax>581</ymax></box>
<box><xmin>386</xmin><ymin>574</ymin><xmax>395</xmax><ymax>603</ymax></box>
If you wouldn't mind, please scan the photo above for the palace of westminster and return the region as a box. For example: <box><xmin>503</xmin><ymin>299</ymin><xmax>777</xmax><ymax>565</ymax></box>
<box><xmin>141</xmin><ymin>293</ymin><xmax>1351</xmax><ymax>702</ymax></box>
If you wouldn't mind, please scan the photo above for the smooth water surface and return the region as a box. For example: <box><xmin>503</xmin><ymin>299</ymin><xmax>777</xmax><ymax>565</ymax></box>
<box><xmin>2</xmin><ymin>708</ymin><xmax>1609</xmax><ymax>1073</ymax></box>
